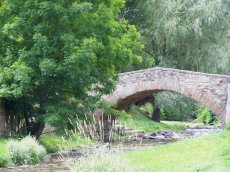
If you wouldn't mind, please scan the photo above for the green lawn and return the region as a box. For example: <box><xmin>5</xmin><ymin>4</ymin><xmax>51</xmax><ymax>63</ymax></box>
<box><xmin>124</xmin><ymin>130</ymin><xmax>230</xmax><ymax>172</ymax></box>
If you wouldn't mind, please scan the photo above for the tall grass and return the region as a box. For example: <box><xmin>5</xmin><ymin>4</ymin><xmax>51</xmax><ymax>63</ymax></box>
<box><xmin>70</xmin><ymin>146</ymin><xmax>133</xmax><ymax>172</ymax></box>
<box><xmin>7</xmin><ymin>136</ymin><xmax>46</xmax><ymax>165</ymax></box>
<box><xmin>57</xmin><ymin>116</ymin><xmax>133</xmax><ymax>171</ymax></box>
<box><xmin>39</xmin><ymin>134</ymin><xmax>94</xmax><ymax>153</ymax></box>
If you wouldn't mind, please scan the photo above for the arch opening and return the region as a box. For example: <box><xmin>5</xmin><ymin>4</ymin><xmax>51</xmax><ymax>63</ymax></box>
<box><xmin>116</xmin><ymin>89</ymin><xmax>223</xmax><ymax>124</ymax></box>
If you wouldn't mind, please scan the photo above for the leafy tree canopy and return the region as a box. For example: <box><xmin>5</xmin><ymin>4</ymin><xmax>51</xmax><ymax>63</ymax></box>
<box><xmin>0</xmin><ymin>0</ymin><xmax>142</xmax><ymax>135</ymax></box>
<box><xmin>124</xmin><ymin>0</ymin><xmax>230</xmax><ymax>73</ymax></box>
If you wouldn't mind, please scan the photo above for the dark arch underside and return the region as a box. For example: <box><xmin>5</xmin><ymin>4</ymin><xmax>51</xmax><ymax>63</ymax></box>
<box><xmin>116</xmin><ymin>89</ymin><xmax>224</xmax><ymax>123</ymax></box>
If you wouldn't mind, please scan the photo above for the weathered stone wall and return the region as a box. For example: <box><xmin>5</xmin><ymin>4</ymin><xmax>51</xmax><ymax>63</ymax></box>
<box><xmin>104</xmin><ymin>67</ymin><xmax>230</xmax><ymax>125</ymax></box>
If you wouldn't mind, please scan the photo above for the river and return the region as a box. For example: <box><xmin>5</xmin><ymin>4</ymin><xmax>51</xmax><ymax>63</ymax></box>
<box><xmin>0</xmin><ymin>125</ymin><xmax>221</xmax><ymax>172</ymax></box>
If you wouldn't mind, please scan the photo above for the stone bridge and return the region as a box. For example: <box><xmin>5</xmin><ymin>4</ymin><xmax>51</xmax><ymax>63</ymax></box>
<box><xmin>1</xmin><ymin>67</ymin><xmax>230</xmax><ymax>136</ymax></box>
<box><xmin>104</xmin><ymin>67</ymin><xmax>230</xmax><ymax>125</ymax></box>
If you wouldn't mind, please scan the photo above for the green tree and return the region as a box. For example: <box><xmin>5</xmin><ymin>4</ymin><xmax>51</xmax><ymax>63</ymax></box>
<box><xmin>155</xmin><ymin>91</ymin><xmax>198</xmax><ymax>121</ymax></box>
<box><xmin>0</xmin><ymin>0</ymin><xmax>142</xmax><ymax>136</ymax></box>
<box><xmin>124</xmin><ymin>0</ymin><xmax>230</xmax><ymax>73</ymax></box>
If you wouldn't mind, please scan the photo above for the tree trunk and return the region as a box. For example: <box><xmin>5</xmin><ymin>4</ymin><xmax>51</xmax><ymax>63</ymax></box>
<box><xmin>31</xmin><ymin>122</ymin><xmax>45</xmax><ymax>138</ymax></box>
<box><xmin>152</xmin><ymin>106</ymin><xmax>161</xmax><ymax>122</ymax></box>
<box><xmin>31</xmin><ymin>87</ymin><xmax>48</xmax><ymax>138</ymax></box>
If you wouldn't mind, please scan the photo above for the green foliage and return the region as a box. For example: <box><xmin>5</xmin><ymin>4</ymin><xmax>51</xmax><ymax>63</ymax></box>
<box><xmin>99</xmin><ymin>101</ymin><xmax>119</xmax><ymax>117</ymax></box>
<box><xmin>39</xmin><ymin>135</ymin><xmax>66</xmax><ymax>153</ymax></box>
<box><xmin>125</xmin><ymin>0</ymin><xmax>230</xmax><ymax>73</ymax></box>
<box><xmin>124</xmin><ymin>0</ymin><xmax>230</xmax><ymax>123</ymax></box>
<box><xmin>0</xmin><ymin>0</ymin><xmax>142</xmax><ymax>134</ymax></box>
<box><xmin>140</xmin><ymin>102</ymin><xmax>153</xmax><ymax>118</ymax></box>
<box><xmin>99</xmin><ymin>101</ymin><xmax>132</xmax><ymax>120</ymax></box>
<box><xmin>117</xmin><ymin>110</ymin><xmax>132</xmax><ymax>121</ymax></box>
<box><xmin>196</xmin><ymin>106</ymin><xmax>216</xmax><ymax>124</ymax></box>
<box><xmin>0</xmin><ymin>155</ymin><xmax>10</xmax><ymax>167</ymax></box>
<box><xmin>43</xmin><ymin>101</ymin><xmax>80</xmax><ymax>131</ymax></box>
<box><xmin>7</xmin><ymin>136</ymin><xmax>46</xmax><ymax>165</ymax></box>
<box><xmin>160</xmin><ymin>108</ymin><xmax>166</xmax><ymax>120</ymax></box>
<box><xmin>155</xmin><ymin>91</ymin><xmax>198</xmax><ymax>121</ymax></box>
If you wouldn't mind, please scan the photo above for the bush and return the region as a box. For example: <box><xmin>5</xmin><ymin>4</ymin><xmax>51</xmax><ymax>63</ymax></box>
<box><xmin>117</xmin><ymin>110</ymin><xmax>132</xmax><ymax>121</ymax></box>
<box><xmin>7</xmin><ymin>136</ymin><xmax>46</xmax><ymax>165</ymax></box>
<box><xmin>0</xmin><ymin>155</ymin><xmax>10</xmax><ymax>167</ymax></box>
<box><xmin>70</xmin><ymin>147</ymin><xmax>132</xmax><ymax>172</ymax></box>
<box><xmin>196</xmin><ymin>106</ymin><xmax>217</xmax><ymax>124</ymax></box>
<box><xmin>140</xmin><ymin>103</ymin><xmax>154</xmax><ymax>118</ymax></box>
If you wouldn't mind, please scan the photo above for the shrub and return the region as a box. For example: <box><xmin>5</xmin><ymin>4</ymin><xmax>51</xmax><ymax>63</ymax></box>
<box><xmin>196</xmin><ymin>106</ymin><xmax>217</xmax><ymax>124</ymax></box>
<box><xmin>7</xmin><ymin>136</ymin><xmax>46</xmax><ymax>165</ymax></box>
<box><xmin>140</xmin><ymin>103</ymin><xmax>154</xmax><ymax>118</ymax></box>
<box><xmin>70</xmin><ymin>147</ymin><xmax>132</xmax><ymax>172</ymax></box>
<box><xmin>117</xmin><ymin>110</ymin><xmax>132</xmax><ymax>121</ymax></box>
<box><xmin>0</xmin><ymin>155</ymin><xmax>10</xmax><ymax>167</ymax></box>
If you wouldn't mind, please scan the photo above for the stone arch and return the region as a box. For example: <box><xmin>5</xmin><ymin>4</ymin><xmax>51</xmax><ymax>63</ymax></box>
<box><xmin>113</xmin><ymin>83</ymin><xmax>224</xmax><ymax>123</ymax></box>
<box><xmin>104</xmin><ymin>67</ymin><xmax>230</xmax><ymax>125</ymax></box>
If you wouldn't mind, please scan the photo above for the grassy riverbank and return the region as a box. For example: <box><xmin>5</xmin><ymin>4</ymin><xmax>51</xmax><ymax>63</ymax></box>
<box><xmin>124</xmin><ymin>130</ymin><xmax>230</xmax><ymax>172</ymax></box>
<box><xmin>39</xmin><ymin>134</ymin><xmax>94</xmax><ymax>153</ymax></box>
<box><xmin>117</xmin><ymin>105</ymin><xmax>197</xmax><ymax>132</ymax></box>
